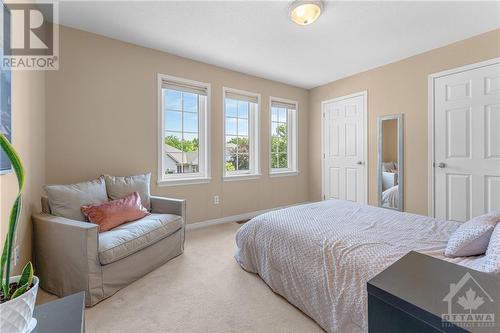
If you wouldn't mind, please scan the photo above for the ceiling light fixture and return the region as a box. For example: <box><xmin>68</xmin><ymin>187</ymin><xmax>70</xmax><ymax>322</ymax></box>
<box><xmin>289</xmin><ymin>0</ymin><xmax>323</xmax><ymax>26</ymax></box>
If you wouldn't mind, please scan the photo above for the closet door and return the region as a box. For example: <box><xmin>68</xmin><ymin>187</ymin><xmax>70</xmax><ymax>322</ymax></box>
<box><xmin>434</xmin><ymin>62</ymin><xmax>500</xmax><ymax>221</ymax></box>
<box><xmin>322</xmin><ymin>93</ymin><xmax>366</xmax><ymax>204</ymax></box>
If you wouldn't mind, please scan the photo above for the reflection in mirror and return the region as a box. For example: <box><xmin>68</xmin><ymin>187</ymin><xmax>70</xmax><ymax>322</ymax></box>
<box><xmin>378</xmin><ymin>114</ymin><xmax>404</xmax><ymax>211</ymax></box>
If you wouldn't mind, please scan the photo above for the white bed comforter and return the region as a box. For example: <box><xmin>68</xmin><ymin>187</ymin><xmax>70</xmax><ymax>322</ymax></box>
<box><xmin>381</xmin><ymin>185</ymin><xmax>399</xmax><ymax>208</ymax></box>
<box><xmin>235</xmin><ymin>200</ymin><xmax>484</xmax><ymax>333</ymax></box>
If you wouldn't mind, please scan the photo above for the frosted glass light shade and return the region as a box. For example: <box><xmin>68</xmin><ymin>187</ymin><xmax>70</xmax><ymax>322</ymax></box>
<box><xmin>289</xmin><ymin>1</ymin><xmax>323</xmax><ymax>26</ymax></box>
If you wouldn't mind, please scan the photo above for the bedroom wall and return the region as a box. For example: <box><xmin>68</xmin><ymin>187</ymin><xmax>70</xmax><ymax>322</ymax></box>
<box><xmin>0</xmin><ymin>71</ymin><xmax>46</xmax><ymax>275</ymax></box>
<box><xmin>382</xmin><ymin>120</ymin><xmax>397</xmax><ymax>163</ymax></box>
<box><xmin>308</xmin><ymin>29</ymin><xmax>500</xmax><ymax>215</ymax></box>
<box><xmin>45</xmin><ymin>26</ymin><xmax>309</xmax><ymax>224</ymax></box>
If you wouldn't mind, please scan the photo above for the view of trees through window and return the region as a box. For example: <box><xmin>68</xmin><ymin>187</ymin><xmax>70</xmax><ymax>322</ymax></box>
<box><xmin>163</xmin><ymin>88</ymin><xmax>292</xmax><ymax>176</ymax></box>
<box><xmin>225</xmin><ymin>99</ymin><xmax>250</xmax><ymax>172</ymax></box>
<box><xmin>164</xmin><ymin>89</ymin><xmax>200</xmax><ymax>174</ymax></box>
<box><xmin>165</xmin><ymin>135</ymin><xmax>198</xmax><ymax>152</ymax></box>
<box><xmin>225</xmin><ymin>137</ymin><xmax>249</xmax><ymax>171</ymax></box>
<box><xmin>271</xmin><ymin>107</ymin><xmax>289</xmax><ymax>169</ymax></box>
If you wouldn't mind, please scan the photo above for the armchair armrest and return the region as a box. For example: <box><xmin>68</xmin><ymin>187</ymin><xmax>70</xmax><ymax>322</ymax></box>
<box><xmin>150</xmin><ymin>196</ymin><xmax>186</xmax><ymax>222</ymax></box>
<box><xmin>33</xmin><ymin>213</ymin><xmax>98</xmax><ymax>230</ymax></box>
<box><xmin>150</xmin><ymin>196</ymin><xmax>186</xmax><ymax>252</ymax></box>
<box><xmin>32</xmin><ymin>213</ymin><xmax>102</xmax><ymax>305</ymax></box>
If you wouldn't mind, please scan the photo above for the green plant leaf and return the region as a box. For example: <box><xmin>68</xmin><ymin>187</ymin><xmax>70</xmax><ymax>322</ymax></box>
<box><xmin>0</xmin><ymin>133</ymin><xmax>26</xmax><ymax>299</ymax></box>
<box><xmin>18</xmin><ymin>262</ymin><xmax>33</xmax><ymax>288</ymax></box>
<box><xmin>10</xmin><ymin>282</ymin><xmax>29</xmax><ymax>300</ymax></box>
<box><xmin>0</xmin><ymin>237</ymin><xmax>10</xmax><ymax>295</ymax></box>
<box><xmin>0</xmin><ymin>199</ymin><xmax>20</xmax><ymax>297</ymax></box>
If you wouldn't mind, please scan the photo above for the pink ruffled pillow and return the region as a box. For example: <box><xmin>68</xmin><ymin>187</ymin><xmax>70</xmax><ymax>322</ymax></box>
<box><xmin>81</xmin><ymin>191</ymin><xmax>149</xmax><ymax>232</ymax></box>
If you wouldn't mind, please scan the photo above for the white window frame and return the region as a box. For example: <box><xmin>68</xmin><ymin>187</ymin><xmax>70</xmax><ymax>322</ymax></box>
<box><xmin>157</xmin><ymin>73</ymin><xmax>211</xmax><ymax>186</ymax></box>
<box><xmin>269</xmin><ymin>97</ymin><xmax>299</xmax><ymax>177</ymax></box>
<box><xmin>222</xmin><ymin>87</ymin><xmax>261</xmax><ymax>181</ymax></box>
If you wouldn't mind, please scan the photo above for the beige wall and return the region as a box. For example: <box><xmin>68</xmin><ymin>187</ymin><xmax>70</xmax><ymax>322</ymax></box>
<box><xmin>382</xmin><ymin>119</ymin><xmax>398</xmax><ymax>163</ymax></box>
<box><xmin>45</xmin><ymin>26</ymin><xmax>309</xmax><ymax>224</ymax></box>
<box><xmin>308</xmin><ymin>29</ymin><xmax>500</xmax><ymax>215</ymax></box>
<box><xmin>0</xmin><ymin>71</ymin><xmax>46</xmax><ymax>274</ymax></box>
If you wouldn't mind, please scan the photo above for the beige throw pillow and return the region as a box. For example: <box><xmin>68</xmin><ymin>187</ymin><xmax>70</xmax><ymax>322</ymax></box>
<box><xmin>44</xmin><ymin>177</ymin><xmax>108</xmax><ymax>221</ymax></box>
<box><xmin>104</xmin><ymin>173</ymin><xmax>151</xmax><ymax>210</ymax></box>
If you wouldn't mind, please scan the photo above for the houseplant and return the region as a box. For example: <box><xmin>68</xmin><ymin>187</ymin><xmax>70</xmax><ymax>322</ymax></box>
<box><xmin>0</xmin><ymin>132</ymin><xmax>38</xmax><ymax>333</ymax></box>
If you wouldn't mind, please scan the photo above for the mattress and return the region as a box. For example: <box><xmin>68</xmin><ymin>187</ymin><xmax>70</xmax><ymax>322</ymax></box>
<box><xmin>234</xmin><ymin>200</ymin><xmax>485</xmax><ymax>333</ymax></box>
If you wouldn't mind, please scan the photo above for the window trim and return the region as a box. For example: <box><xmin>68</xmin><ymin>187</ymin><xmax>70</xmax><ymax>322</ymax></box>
<box><xmin>222</xmin><ymin>86</ymin><xmax>261</xmax><ymax>181</ymax></box>
<box><xmin>157</xmin><ymin>73</ymin><xmax>211</xmax><ymax>186</ymax></box>
<box><xmin>269</xmin><ymin>96</ymin><xmax>298</xmax><ymax>176</ymax></box>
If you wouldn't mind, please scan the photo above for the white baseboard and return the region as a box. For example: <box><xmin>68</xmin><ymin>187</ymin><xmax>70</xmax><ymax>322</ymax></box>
<box><xmin>185</xmin><ymin>201</ymin><xmax>310</xmax><ymax>230</ymax></box>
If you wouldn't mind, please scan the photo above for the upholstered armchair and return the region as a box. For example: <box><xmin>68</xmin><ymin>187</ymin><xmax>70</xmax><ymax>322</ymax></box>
<box><xmin>32</xmin><ymin>196</ymin><xmax>186</xmax><ymax>306</ymax></box>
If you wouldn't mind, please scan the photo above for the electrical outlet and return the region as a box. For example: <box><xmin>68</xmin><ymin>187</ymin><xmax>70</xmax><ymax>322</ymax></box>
<box><xmin>13</xmin><ymin>245</ymin><xmax>20</xmax><ymax>267</ymax></box>
<box><xmin>213</xmin><ymin>195</ymin><xmax>220</xmax><ymax>205</ymax></box>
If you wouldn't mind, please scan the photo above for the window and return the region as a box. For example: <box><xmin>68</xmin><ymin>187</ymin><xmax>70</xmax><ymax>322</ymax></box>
<box><xmin>158</xmin><ymin>74</ymin><xmax>210</xmax><ymax>185</ymax></box>
<box><xmin>223</xmin><ymin>88</ymin><xmax>260</xmax><ymax>179</ymax></box>
<box><xmin>270</xmin><ymin>98</ymin><xmax>298</xmax><ymax>176</ymax></box>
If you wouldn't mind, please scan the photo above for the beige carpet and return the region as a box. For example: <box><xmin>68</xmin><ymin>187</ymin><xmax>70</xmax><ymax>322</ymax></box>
<box><xmin>38</xmin><ymin>222</ymin><xmax>324</xmax><ymax>333</ymax></box>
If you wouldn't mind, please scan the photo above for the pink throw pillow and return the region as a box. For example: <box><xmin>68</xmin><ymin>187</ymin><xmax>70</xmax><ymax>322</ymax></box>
<box><xmin>81</xmin><ymin>191</ymin><xmax>149</xmax><ymax>232</ymax></box>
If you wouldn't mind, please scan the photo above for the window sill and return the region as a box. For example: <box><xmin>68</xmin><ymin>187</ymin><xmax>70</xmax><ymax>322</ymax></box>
<box><xmin>157</xmin><ymin>177</ymin><xmax>211</xmax><ymax>187</ymax></box>
<box><xmin>223</xmin><ymin>174</ymin><xmax>261</xmax><ymax>182</ymax></box>
<box><xmin>270</xmin><ymin>170</ymin><xmax>300</xmax><ymax>178</ymax></box>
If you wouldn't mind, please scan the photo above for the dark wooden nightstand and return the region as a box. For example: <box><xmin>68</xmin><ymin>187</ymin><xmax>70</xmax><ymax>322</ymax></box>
<box><xmin>367</xmin><ymin>251</ymin><xmax>499</xmax><ymax>333</ymax></box>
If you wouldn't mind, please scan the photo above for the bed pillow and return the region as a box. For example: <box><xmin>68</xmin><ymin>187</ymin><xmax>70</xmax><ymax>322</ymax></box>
<box><xmin>444</xmin><ymin>211</ymin><xmax>500</xmax><ymax>258</ymax></box>
<box><xmin>104</xmin><ymin>173</ymin><xmax>151</xmax><ymax>210</ymax></box>
<box><xmin>483</xmin><ymin>224</ymin><xmax>500</xmax><ymax>274</ymax></box>
<box><xmin>81</xmin><ymin>192</ymin><xmax>149</xmax><ymax>232</ymax></box>
<box><xmin>44</xmin><ymin>177</ymin><xmax>108</xmax><ymax>221</ymax></box>
<box><xmin>382</xmin><ymin>162</ymin><xmax>395</xmax><ymax>172</ymax></box>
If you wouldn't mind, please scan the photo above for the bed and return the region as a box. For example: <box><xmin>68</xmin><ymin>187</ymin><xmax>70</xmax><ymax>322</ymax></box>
<box><xmin>234</xmin><ymin>200</ymin><xmax>485</xmax><ymax>333</ymax></box>
<box><xmin>381</xmin><ymin>184</ymin><xmax>399</xmax><ymax>208</ymax></box>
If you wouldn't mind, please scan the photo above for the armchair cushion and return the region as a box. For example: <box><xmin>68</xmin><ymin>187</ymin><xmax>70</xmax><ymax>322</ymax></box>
<box><xmin>98</xmin><ymin>213</ymin><xmax>182</xmax><ymax>265</ymax></box>
<box><xmin>104</xmin><ymin>173</ymin><xmax>151</xmax><ymax>210</ymax></box>
<box><xmin>43</xmin><ymin>177</ymin><xmax>108</xmax><ymax>221</ymax></box>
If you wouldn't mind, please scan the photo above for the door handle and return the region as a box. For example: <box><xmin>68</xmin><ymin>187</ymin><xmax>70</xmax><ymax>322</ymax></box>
<box><xmin>357</xmin><ymin>161</ymin><xmax>363</xmax><ymax>165</ymax></box>
<box><xmin>437</xmin><ymin>162</ymin><xmax>446</xmax><ymax>168</ymax></box>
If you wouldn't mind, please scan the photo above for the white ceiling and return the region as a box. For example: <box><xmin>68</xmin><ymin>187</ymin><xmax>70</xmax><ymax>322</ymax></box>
<box><xmin>57</xmin><ymin>1</ymin><xmax>500</xmax><ymax>89</ymax></box>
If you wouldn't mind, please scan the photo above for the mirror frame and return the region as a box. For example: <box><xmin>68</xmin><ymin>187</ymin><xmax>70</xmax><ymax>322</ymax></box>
<box><xmin>377</xmin><ymin>114</ymin><xmax>404</xmax><ymax>211</ymax></box>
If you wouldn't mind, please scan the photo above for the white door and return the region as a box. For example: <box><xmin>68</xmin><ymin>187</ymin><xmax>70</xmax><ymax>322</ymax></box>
<box><xmin>434</xmin><ymin>61</ymin><xmax>500</xmax><ymax>221</ymax></box>
<box><xmin>322</xmin><ymin>93</ymin><xmax>366</xmax><ymax>204</ymax></box>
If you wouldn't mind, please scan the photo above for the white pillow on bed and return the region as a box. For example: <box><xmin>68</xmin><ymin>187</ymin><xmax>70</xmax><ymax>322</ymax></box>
<box><xmin>483</xmin><ymin>224</ymin><xmax>500</xmax><ymax>273</ymax></box>
<box><xmin>444</xmin><ymin>211</ymin><xmax>500</xmax><ymax>258</ymax></box>
<box><xmin>382</xmin><ymin>162</ymin><xmax>395</xmax><ymax>172</ymax></box>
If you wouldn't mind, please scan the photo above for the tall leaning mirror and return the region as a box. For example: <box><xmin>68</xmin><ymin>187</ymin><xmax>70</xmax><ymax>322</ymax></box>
<box><xmin>377</xmin><ymin>114</ymin><xmax>404</xmax><ymax>211</ymax></box>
